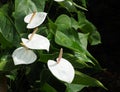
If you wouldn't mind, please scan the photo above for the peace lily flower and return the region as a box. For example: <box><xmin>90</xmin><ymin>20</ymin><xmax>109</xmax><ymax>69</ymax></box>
<box><xmin>47</xmin><ymin>48</ymin><xmax>75</xmax><ymax>83</ymax></box>
<box><xmin>12</xmin><ymin>47</ymin><xmax>37</xmax><ymax>65</ymax></box>
<box><xmin>24</xmin><ymin>12</ymin><xmax>47</xmax><ymax>29</ymax></box>
<box><xmin>54</xmin><ymin>0</ymin><xmax>64</xmax><ymax>2</ymax></box>
<box><xmin>12</xmin><ymin>28</ymin><xmax>50</xmax><ymax>65</ymax></box>
<box><xmin>22</xmin><ymin>33</ymin><xmax>50</xmax><ymax>51</ymax></box>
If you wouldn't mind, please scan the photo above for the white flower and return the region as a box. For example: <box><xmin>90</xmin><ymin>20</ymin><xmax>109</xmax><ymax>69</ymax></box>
<box><xmin>12</xmin><ymin>33</ymin><xmax>50</xmax><ymax>65</ymax></box>
<box><xmin>47</xmin><ymin>49</ymin><xmax>75</xmax><ymax>83</ymax></box>
<box><xmin>24</xmin><ymin>12</ymin><xmax>47</xmax><ymax>29</ymax></box>
<box><xmin>54</xmin><ymin>0</ymin><xmax>64</xmax><ymax>2</ymax></box>
<box><xmin>12</xmin><ymin>47</ymin><xmax>37</xmax><ymax>65</ymax></box>
<box><xmin>22</xmin><ymin>33</ymin><xmax>50</xmax><ymax>51</ymax></box>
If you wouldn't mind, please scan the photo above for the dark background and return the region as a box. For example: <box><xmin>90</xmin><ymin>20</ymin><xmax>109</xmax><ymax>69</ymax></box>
<box><xmin>86</xmin><ymin>0</ymin><xmax>120</xmax><ymax>92</ymax></box>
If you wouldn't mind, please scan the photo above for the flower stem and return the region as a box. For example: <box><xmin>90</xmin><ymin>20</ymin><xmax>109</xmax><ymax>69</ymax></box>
<box><xmin>57</xmin><ymin>48</ymin><xmax>63</xmax><ymax>63</ymax></box>
<box><xmin>29</xmin><ymin>11</ymin><xmax>36</xmax><ymax>23</ymax></box>
<box><xmin>20</xmin><ymin>42</ymin><xmax>28</xmax><ymax>49</ymax></box>
<box><xmin>29</xmin><ymin>27</ymin><xmax>38</xmax><ymax>40</ymax></box>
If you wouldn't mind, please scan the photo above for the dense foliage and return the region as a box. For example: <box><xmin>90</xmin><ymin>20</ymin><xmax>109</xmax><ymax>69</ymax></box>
<box><xmin>0</xmin><ymin>0</ymin><xmax>106</xmax><ymax>92</ymax></box>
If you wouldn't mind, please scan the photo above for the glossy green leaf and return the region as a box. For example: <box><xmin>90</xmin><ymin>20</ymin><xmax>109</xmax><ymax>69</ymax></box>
<box><xmin>40</xmin><ymin>83</ymin><xmax>57</xmax><ymax>92</ymax></box>
<box><xmin>73</xmin><ymin>71</ymin><xmax>107</xmax><ymax>89</ymax></box>
<box><xmin>71</xmin><ymin>17</ymin><xmax>80</xmax><ymax>30</ymax></box>
<box><xmin>0</xmin><ymin>11</ymin><xmax>14</xmax><ymax>48</ymax></box>
<box><xmin>55</xmin><ymin>14</ymin><xmax>71</xmax><ymax>28</ymax></box>
<box><xmin>63</xmin><ymin>53</ymin><xmax>90</xmax><ymax>69</ymax></box>
<box><xmin>78</xmin><ymin>33</ymin><xmax>88</xmax><ymax>49</ymax></box>
<box><xmin>48</xmin><ymin>18</ymin><xmax>57</xmax><ymax>38</ymax></box>
<box><xmin>56</xmin><ymin>28</ymin><xmax>101</xmax><ymax>68</ymax></box>
<box><xmin>32</xmin><ymin>0</ymin><xmax>46</xmax><ymax>12</ymax></box>
<box><xmin>55</xmin><ymin>14</ymin><xmax>88</xmax><ymax>49</ymax></box>
<box><xmin>38</xmin><ymin>53</ymin><xmax>58</xmax><ymax>63</ymax></box>
<box><xmin>55</xmin><ymin>14</ymin><xmax>101</xmax><ymax>69</ymax></box>
<box><xmin>74</xmin><ymin>52</ymin><xmax>93</xmax><ymax>64</ymax></box>
<box><xmin>0</xmin><ymin>30</ymin><xmax>12</xmax><ymax>48</ymax></box>
<box><xmin>55</xmin><ymin>30</ymin><xmax>83</xmax><ymax>52</ymax></box>
<box><xmin>65</xmin><ymin>83</ymin><xmax>86</xmax><ymax>92</ymax></box>
<box><xmin>55</xmin><ymin>23</ymin><xmax>99</xmax><ymax>66</ymax></box>
<box><xmin>78</xmin><ymin>11</ymin><xmax>101</xmax><ymax>45</ymax></box>
<box><xmin>59</xmin><ymin>0</ymin><xmax>77</xmax><ymax>12</ymax></box>
<box><xmin>55</xmin><ymin>15</ymin><xmax>82</xmax><ymax>51</ymax></box>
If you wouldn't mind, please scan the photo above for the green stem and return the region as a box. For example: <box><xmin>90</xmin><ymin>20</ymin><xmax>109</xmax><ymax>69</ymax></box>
<box><xmin>73</xmin><ymin>2</ymin><xmax>88</xmax><ymax>11</ymax></box>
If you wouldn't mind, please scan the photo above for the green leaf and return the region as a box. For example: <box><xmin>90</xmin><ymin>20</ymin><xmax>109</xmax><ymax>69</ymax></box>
<box><xmin>73</xmin><ymin>71</ymin><xmax>107</xmax><ymax>89</ymax></box>
<box><xmin>0</xmin><ymin>11</ymin><xmax>14</xmax><ymax>48</ymax></box>
<box><xmin>59</xmin><ymin>0</ymin><xmax>77</xmax><ymax>12</ymax></box>
<box><xmin>55</xmin><ymin>14</ymin><xmax>88</xmax><ymax>50</ymax></box>
<box><xmin>0</xmin><ymin>55</ymin><xmax>16</xmax><ymax>72</ymax></box>
<box><xmin>63</xmin><ymin>53</ymin><xmax>90</xmax><ymax>69</ymax></box>
<box><xmin>32</xmin><ymin>0</ymin><xmax>46</xmax><ymax>12</ymax></box>
<box><xmin>48</xmin><ymin>18</ymin><xmax>57</xmax><ymax>37</ymax></box>
<box><xmin>38</xmin><ymin>52</ymin><xmax>59</xmax><ymax>63</ymax></box>
<box><xmin>0</xmin><ymin>30</ymin><xmax>12</xmax><ymax>48</ymax></box>
<box><xmin>65</xmin><ymin>83</ymin><xmax>86</xmax><ymax>92</ymax></box>
<box><xmin>71</xmin><ymin>17</ymin><xmax>80</xmax><ymax>30</ymax></box>
<box><xmin>0</xmin><ymin>4</ymin><xmax>9</xmax><ymax>14</ymax></box>
<box><xmin>6</xmin><ymin>69</ymin><xmax>18</xmax><ymax>80</ymax></box>
<box><xmin>55</xmin><ymin>15</ymin><xmax>84</xmax><ymax>52</ymax></box>
<box><xmin>55</xmin><ymin>15</ymin><xmax>101</xmax><ymax>69</ymax></box>
<box><xmin>55</xmin><ymin>30</ymin><xmax>84</xmax><ymax>52</ymax></box>
<box><xmin>55</xmin><ymin>24</ymin><xmax>95</xmax><ymax>64</ymax></box>
<box><xmin>78</xmin><ymin>33</ymin><xmax>89</xmax><ymax>49</ymax></box>
<box><xmin>40</xmin><ymin>83</ymin><xmax>57</xmax><ymax>92</ymax></box>
<box><xmin>55</xmin><ymin>14</ymin><xmax>71</xmax><ymax>28</ymax></box>
<box><xmin>74</xmin><ymin>52</ymin><xmax>93</xmax><ymax>64</ymax></box>
<box><xmin>89</xmin><ymin>31</ymin><xmax>101</xmax><ymax>45</ymax></box>
<box><xmin>78</xmin><ymin>11</ymin><xmax>101</xmax><ymax>45</ymax></box>
<box><xmin>55</xmin><ymin>28</ymin><xmax>100</xmax><ymax>68</ymax></box>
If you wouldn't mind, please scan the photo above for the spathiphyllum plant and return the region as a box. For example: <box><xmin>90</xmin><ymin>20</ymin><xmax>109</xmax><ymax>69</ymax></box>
<box><xmin>0</xmin><ymin>0</ymin><xmax>106</xmax><ymax>92</ymax></box>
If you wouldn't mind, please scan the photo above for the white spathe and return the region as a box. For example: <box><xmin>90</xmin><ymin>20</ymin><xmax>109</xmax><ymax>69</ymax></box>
<box><xmin>12</xmin><ymin>47</ymin><xmax>37</xmax><ymax>65</ymax></box>
<box><xmin>47</xmin><ymin>58</ymin><xmax>75</xmax><ymax>83</ymax></box>
<box><xmin>24</xmin><ymin>12</ymin><xmax>47</xmax><ymax>29</ymax></box>
<box><xmin>54</xmin><ymin>0</ymin><xmax>64</xmax><ymax>2</ymax></box>
<box><xmin>22</xmin><ymin>34</ymin><xmax>50</xmax><ymax>51</ymax></box>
